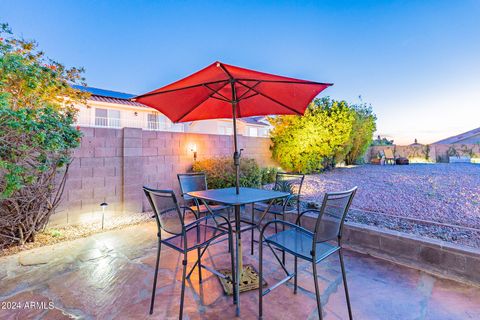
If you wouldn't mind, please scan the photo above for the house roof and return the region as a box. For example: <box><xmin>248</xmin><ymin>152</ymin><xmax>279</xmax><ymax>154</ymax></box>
<box><xmin>240</xmin><ymin>116</ymin><xmax>270</xmax><ymax>127</ymax></box>
<box><xmin>72</xmin><ymin>85</ymin><xmax>147</xmax><ymax>107</ymax></box>
<box><xmin>433</xmin><ymin>127</ymin><xmax>480</xmax><ymax>144</ymax></box>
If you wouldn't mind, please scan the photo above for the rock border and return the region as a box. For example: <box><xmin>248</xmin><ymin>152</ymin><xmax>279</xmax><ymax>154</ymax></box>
<box><xmin>342</xmin><ymin>222</ymin><xmax>480</xmax><ymax>286</ymax></box>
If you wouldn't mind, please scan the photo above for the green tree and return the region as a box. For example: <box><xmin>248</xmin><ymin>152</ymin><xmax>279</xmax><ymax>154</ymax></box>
<box><xmin>0</xmin><ymin>23</ymin><xmax>89</xmax><ymax>247</ymax></box>
<box><xmin>269</xmin><ymin>97</ymin><xmax>359</xmax><ymax>173</ymax></box>
<box><xmin>344</xmin><ymin>104</ymin><xmax>377</xmax><ymax>165</ymax></box>
<box><xmin>269</xmin><ymin>97</ymin><xmax>377</xmax><ymax>173</ymax></box>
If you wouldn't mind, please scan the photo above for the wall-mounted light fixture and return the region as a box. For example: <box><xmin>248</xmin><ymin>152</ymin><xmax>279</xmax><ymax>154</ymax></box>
<box><xmin>100</xmin><ymin>202</ymin><xmax>108</xmax><ymax>230</ymax></box>
<box><xmin>189</xmin><ymin>143</ymin><xmax>197</xmax><ymax>161</ymax></box>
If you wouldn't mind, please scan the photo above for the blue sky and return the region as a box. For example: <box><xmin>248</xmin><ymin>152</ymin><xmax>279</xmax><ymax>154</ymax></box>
<box><xmin>1</xmin><ymin>0</ymin><xmax>479</xmax><ymax>144</ymax></box>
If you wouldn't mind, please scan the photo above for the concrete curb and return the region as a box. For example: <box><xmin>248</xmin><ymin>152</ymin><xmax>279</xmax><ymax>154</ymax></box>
<box><xmin>342</xmin><ymin>222</ymin><xmax>480</xmax><ymax>286</ymax></box>
<box><xmin>286</xmin><ymin>212</ymin><xmax>480</xmax><ymax>286</ymax></box>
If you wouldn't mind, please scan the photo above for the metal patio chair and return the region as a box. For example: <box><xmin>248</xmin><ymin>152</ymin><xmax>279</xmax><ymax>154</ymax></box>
<box><xmin>178</xmin><ymin>172</ymin><xmax>232</xmax><ymax>220</ymax></box>
<box><xmin>252</xmin><ymin>172</ymin><xmax>305</xmax><ymax>260</ymax></box>
<box><xmin>258</xmin><ymin>187</ymin><xmax>357</xmax><ymax>320</ymax></box>
<box><xmin>143</xmin><ymin>186</ymin><xmax>236</xmax><ymax>320</ymax></box>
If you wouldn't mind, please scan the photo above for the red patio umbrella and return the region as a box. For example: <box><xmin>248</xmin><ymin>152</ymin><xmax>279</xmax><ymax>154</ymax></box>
<box><xmin>133</xmin><ymin>61</ymin><xmax>332</xmax><ymax>194</ymax></box>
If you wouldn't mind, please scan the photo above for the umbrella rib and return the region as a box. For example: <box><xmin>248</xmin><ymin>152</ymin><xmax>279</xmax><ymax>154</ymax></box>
<box><xmin>210</xmin><ymin>96</ymin><xmax>230</xmax><ymax>103</ymax></box>
<box><xmin>236</xmin><ymin>81</ymin><xmax>303</xmax><ymax>115</ymax></box>
<box><xmin>134</xmin><ymin>80</ymin><xmax>229</xmax><ymax>99</ymax></box>
<box><xmin>176</xmin><ymin>82</ymin><xmax>231</xmax><ymax>122</ymax></box>
<box><xmin>217</xmin><ymin>63</ymin><xmax>234</xmax><ymax>80</ymax></box>
<box><xmin>236</xmin><ymin>80</ymin><xmax>261</xmax><ymax>101</ymax></box>
<box><xmin>204</xmin><ymin>83</ymin><xmax>231</xmax><ymax>102</ymax></box>
<box><xmin>238</xmin><ymin>92</ymin><xmax>259</xmax><ymax>101</ymax></box>
<box><xmin>236</xmin><ymin>79</ymin><xmax>333</xmax><ymax>86</ymax></box>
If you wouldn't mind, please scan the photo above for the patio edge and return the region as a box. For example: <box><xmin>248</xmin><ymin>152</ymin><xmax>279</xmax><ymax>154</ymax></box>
<box><xmin>341</xmin><ymin>222</ymin><xmax>480</xmax><ymax>287</ymax></box>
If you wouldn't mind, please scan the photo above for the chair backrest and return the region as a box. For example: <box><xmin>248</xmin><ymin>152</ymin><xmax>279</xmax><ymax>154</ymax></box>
<box><xmin>143</xmin><ymin>186</ymin><xmax>184</xmax><ymax>235</ymax></box>
<box><xmin>177</xmin><ymin>173</ymin><xmax>207</xmax><ymax>201</ymax></box>
<box><xmin>384</xmin><ymin>149</ymin><xmax>394</xmax><ymax>159</ymax></box>
<box><xmin>273</xmin><ymin>172</ymin><xmax>305</xmax><ymax>199</ymax></box>
<box><xmin>313</xmin><ymin>187</ymin><xmax>357</xmax><ymax>246</ymax></box>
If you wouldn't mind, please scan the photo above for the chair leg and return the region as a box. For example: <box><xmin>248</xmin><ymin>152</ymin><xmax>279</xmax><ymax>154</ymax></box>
<box><xmin>258</xmin><ymin>231</ymin><xmax>264</xmax><ymax>319</ymax></box>
<box><xmin>281</xmin><ymin>214</ymin><xmax>286</xmax><ymax>265</ymax></box>
<box><xmin>251</xmin><ymin>203</ymin><xmax>255</xmax><ymax>255</ymax></box>
<box><xmin>312</xmin><ymin>260</ymin><xmax>323</xmax><ymax>320</ymax></box>
<box><xmin>339</xmin><ymin>249</ymin><xmax>353</xmax><ymax>320</ymax></box>
<box><xmin>179</xmin><ymin>255</ymin><xmax>188</xmax><ymax>320</ymax></box>
<box><xmin>149</xmin><ymin>240</ymin><xmax>161</xmax><ymax>314</ymax></box>
<box><xmin>197</xmin><ymin>247</ymin><xmax>202</xmax><ymax>284</ymax></box>
<box><xmin>274</xmin><ymin>214</ymin><xmax>278</xmax><ymax>234</ymax></box>
<box><xmin>294</xmin><ymin>256</ymin><xmax>298</xmax><ymax>294</ymax></box>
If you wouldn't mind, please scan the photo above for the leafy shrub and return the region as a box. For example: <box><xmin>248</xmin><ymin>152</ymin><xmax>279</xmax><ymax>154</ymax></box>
<box><xmin>259</xmin><ymin>167</ymin><xmax>279</xmax><ymax>185</ymax></box>
<box><xmin>269</xmin><ymin>97</ymin><xmax>376</xmax><ymax>173</ymax></box>
<box><xmin>0</xmin><ymin>23</ymin><xmax>88</xmax><ymax>248</ymax></box>
<box><xmin>192</xmin><ymin>157</ymin><xmax>278</xmax><ymax>189</ymax></box>
<box><xmin>192</xmin><ymin>157</ymin><xmax>261</xmax><ymax>189</ymax></box>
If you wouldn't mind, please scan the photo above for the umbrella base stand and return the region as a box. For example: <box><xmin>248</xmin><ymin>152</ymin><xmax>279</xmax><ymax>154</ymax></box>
<box><xmin>217</xmin><ymin>264</ymin><xmax>266</xmax><ymax>295</ymax></box>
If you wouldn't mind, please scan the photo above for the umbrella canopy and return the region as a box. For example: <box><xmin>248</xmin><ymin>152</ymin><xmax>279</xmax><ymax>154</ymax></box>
<box><xmin>134</xmin><ymin>61</ymin><xmax>332</xmax><ymax>122</ymax></box>
<box><xmin>133</xmin><ymin>61</ymin><xmax>332</xmax><ymax>193</ymax></box>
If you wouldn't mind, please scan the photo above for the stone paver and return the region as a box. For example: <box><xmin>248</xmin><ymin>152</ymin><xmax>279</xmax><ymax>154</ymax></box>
<box><xmin>0</xmin><ymin>221</ymin><xmax>479</xmax><ymax>319</ymax></box>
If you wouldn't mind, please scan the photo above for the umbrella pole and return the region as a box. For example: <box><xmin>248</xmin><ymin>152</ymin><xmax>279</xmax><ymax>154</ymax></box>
<box><xmin>232</xmin><ymin>110</ymin><xmax>240</xmax><ymax>195</ymax></box>
<box><xmin>231</xmin><ymin>81</ymin><xmax>240</xmax><ymax>195</ymax></box>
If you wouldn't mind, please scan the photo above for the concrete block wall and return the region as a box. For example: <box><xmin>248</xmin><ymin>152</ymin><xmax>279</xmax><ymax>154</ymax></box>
<box><xmin>51</xmin><ymin>127</ymin><xmax>276</xmax><ymax>226</ymax></box>
<box><xmin>342</xmin><ymin>222</ymin><xmax>480</xmax><ymax>285</ymax></box>
<box><xmin>294</xmin><ymin>213</ymin><xmax>480</xmax><ymax>285</ymax></box>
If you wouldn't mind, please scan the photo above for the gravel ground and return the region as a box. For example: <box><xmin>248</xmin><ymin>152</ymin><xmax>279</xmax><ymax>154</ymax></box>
<box><xmin>301</xmin><ymin>164</ymin><xmax>480</xmax><ymax>248</ymax></box>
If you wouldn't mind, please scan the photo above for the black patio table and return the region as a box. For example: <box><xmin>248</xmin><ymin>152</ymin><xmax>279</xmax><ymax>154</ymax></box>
<box><xmin>187</xmin><ymin>187</ymin><xmax>290</xmax><ymax>316</ymax></box>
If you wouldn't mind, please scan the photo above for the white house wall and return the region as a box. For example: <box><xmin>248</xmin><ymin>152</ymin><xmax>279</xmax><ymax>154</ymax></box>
<box><xmin>74</xmin><ymin>99</ymin><xmax>269</xmax><ymax>137</ymax></box>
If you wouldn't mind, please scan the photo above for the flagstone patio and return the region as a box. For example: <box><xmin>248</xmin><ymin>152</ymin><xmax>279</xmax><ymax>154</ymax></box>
<box><xmin>1</xmin><ymin>221</ymin><xmax>479</xmax><ymax>319</ymax></box>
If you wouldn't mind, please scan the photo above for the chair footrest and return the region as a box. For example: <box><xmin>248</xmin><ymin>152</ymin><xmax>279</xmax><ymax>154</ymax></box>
<box><xmin>262</xmin><ymin>273</ymin><xmax>295</xmax><ymax>296</ymax></box>
<box><xmin>200</xmin><ymin>263</ymin><xmax>230</xmax><ymax>280</ymax></box>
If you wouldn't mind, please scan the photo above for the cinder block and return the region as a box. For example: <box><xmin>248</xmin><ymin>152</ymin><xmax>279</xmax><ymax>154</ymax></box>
<box><xmin>64</xmin><ymin>178</ymin><xmax>82</xmax><ymax>190</ymax></box>
<box><xmin>124</xmin><ymin>138</ymin><xmax>142</xmax><ymax>148</ymax></box>
<box><xmin>69</xmin><ymin>189</ymin><xmax>93</xmax><ymax>200</ymax></box>
<box><xmin>67</xmin><ymin>167</ymin><xmax>93</xmax><ymax>179</ymax></box>
<box><xmin>124</xmin><ymin>168</ymin><xmax>143</xmax><ymax>179</ymax></box>
<box><xmin>123</xmin><ymin>127</ymin><xmax>142</xmax><ymax>138</ymax></box>
<box><xmin>465</xmin><ymin>256</ymin><xmax>480</xmax><ymax>283</ymax></box>
<box><xmin>123</xmin><ymin>156</ymin><xmax>143</xmax><ymax>167</ymax></box>
<box><xmin>103</xmin><ymin>157</ymin><xmax>122</xmax><ymax>168</ymax></box>
<box><xmin>94</xmin><ymin>147</ymin><xmax>117</xmax><ymax>158</ymax></box>
<box><xmin>105</xmin><ymin>176</ymin><xmax>122</xmax><ymax>187</ymax></box>
<box><xmin>345</xmin><ymin>226</ymin><xmax>380</xmax><ymax>249</ymax></box>
<box><xmin>442</xmin><ymin>250</ymin><xmax>467</xmax><ymax>273</ymax></box>
<box><xmin>93</xmin><ymin>187</ymin><xmax>115</xmax><ymax>199</ymax></box>
<box><xmin>419</xmin><ymin>245</ymin><xmax>444</xmax><ymax>266</ymax></box>
<box><xmin>142</xmin><ymin>147</ymin><xmax>158</xmax><ymax>156</ymax></box>
<box><xmin>79</xmin><ymin>127</ymin><xmax>95</xmax><ymax>138</ymax></box>
<box><xmin>73</xmin><ymin>147</ymin><xmax>94</xmax><ymax>158</ymax></box>
<box><xmin>80</xmin><ymin>157</ymin><xmax>104</xmax><ymax>168</ymax></box>
<box><xmin>83</xmin><ymin>137</ymin><xmax>106</xmax><ymax>148</ymax></box>
<box><xmin>123</xmin><ymin>147</ymin><xmax>143</xmax><ymax>157</ymax></box>
<box><xmin>82</xmin><ymin>177</ymin><xmax>105</xmax><ymax>189</ymax></box>
<box><xmin>142</xmin><ymin>131</ymin><xmax>157</xmax><ymax>139</ymax></box>
<box><xmin>379</xmin><ymin>234</ymin><xmax>419</xmax><ymax>259</ymax></box>
<box><xmin>105</xmin><ymin>137</ymin><xmax>123</xmax><ymax>147</ymax></box>
<box><xmin>93</xmin><ymin>166</ymin><xmax>116</xmax><ymax>177</ymax></box>
<box><xmin>94</xmin><ymin>128</ymin><xmax>118</xmax><ymax>138</ymax></box>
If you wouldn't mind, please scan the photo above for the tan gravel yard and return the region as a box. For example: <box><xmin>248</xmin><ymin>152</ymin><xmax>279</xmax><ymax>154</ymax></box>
<box><xmin>302</xmin><ymin>164</ymin><xmax>480</xmax><ymax>247</ymax></box>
